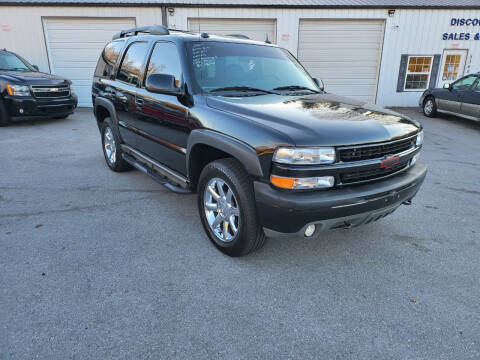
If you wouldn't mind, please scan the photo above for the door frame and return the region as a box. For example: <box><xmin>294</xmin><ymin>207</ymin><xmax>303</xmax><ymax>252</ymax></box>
<box><xmin>437</xmin><ymin>48</ymin><xmax>468</xmax><ymax>88</ymax></box>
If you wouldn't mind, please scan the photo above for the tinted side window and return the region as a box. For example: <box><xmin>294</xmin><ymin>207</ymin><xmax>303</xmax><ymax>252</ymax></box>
<box><xmin>452</xmin><ymin>76</ymin><xmax>477</xmax><ymax>90</ymax></box>
<box><xmin>146</xmin><ymin>42</ymin><xmax>182</xmax><ymax>87</ymax></box>
<box><xmin>94</xmin><ymin>40</ymin><xmax>125</xmax><ymax>77</ymax></box>
<box><xmin>117</xmin><ymin>42</ymin><xmax>149</xmax><ymax>85</ymax></box>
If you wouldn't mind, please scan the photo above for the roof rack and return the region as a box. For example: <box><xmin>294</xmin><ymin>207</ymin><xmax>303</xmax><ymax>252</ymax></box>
<box><xmin>112</xmin><ymin>25</ymin><xmax>169</xmax><ymax>40</ymax></box>
<box><xmin>225</xmin><ymin>34</ymin><xmax>250</xmax><ymax>40</ymax></box>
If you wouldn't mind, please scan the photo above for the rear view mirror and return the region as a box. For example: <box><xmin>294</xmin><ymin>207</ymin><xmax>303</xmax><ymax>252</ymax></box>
<box><xmin>146</xmin><ymin>73</ymin><xmax>183</xmax><ymax>96</ymax></box>
<box><xmin>313</xmin><ymin>78</ymin><xmax>324</xmax><ymax>91</ymax></box>
<box><xmin>443</xmin><ymin>83</ymin><xmax>451</xmax><ymax>90</ymax></box>
<box><xmin>32</xmin><ymin>65</ymin><xmax>39</xmax><ymax>71</ymax></box>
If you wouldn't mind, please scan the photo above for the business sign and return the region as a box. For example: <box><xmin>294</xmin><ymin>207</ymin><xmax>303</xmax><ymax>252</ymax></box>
<box><xmin>443</xmin><ymin>18</ymin><xmax>480</xmax><ymax>40</ymax></box>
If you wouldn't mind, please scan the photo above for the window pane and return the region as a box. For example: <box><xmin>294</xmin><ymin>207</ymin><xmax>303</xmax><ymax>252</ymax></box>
<box><xmin>95</xmin><ymin>40</ymin><xmax>125</xmax><ymax>77</ymax></box>
<box><xmin>117</xmin><ymin>42</ymin><xmax>148</xmax><ymax>85</ymax></box>
<box><xmin>452</xmin><ymin>76</ymin><xmax>477</xmax><ymax>90</ymax></box>
<box><xmin>407</xmin><ymin>56</ymin><xmax>432</xmax><ymax>73</ymax></box>
<box><xmin>146</xmin><ymin>42</ymin><xmax>182</xmax><ymax>87</ymax></box>
<box><xmin>405</xmin><ymin>74</ymin><xmax>428</xmax><ymax>89</ymax></box>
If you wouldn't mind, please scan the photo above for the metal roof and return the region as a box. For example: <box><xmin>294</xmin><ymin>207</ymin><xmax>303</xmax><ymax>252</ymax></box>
<box><xmin>2</xmin><ymin>0</ymin><xmax>480</xmax><ymax>7</ymax></box>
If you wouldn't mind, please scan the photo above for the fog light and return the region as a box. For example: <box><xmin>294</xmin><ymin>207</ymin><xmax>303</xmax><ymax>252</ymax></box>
<box><xmin>304</xmin><ymin>224</ymin><xmax>316</xmax><ymax>237</ymax></box>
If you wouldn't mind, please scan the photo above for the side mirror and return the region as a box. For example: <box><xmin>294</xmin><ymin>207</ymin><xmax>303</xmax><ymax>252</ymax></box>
<box><xmin>443</xmin><ymin>83</ymin><xmax>451</xmax><ymax>90</ymax></box>
<box><xmin>313</xmin><ymin>78</ymin><xmax>324</xmax><ymax>91</ymax></box>
<box><xmin>32</xmin><ymin>65</ymin><xmax>39</xmax><ymax>71</ymax></box>
<box><xmin>145</xmin><ymin>73</ymin><xmax>182</xmax><ymax>96</ymax></box>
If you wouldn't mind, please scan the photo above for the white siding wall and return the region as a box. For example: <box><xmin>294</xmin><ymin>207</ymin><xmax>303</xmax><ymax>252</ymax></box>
<box><xmin>169</xmin><ymin>7</ymin><xmax>480</xmax><ymax>106</ymax></box>
<box><xmin>0</xmin><ymin>6</ymin><xmax>163</xmax><ymax>74</ymax></box>
<box><xmin>2</xmin><ymin>6</ymin><xmax>480</xmax><ymax>106</ymax></box>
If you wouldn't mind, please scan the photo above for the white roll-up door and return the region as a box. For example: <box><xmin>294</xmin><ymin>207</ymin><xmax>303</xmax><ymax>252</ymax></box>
<box><xmin>298</xmin><ymin>19</ymin><xmax>385</xmax><ymax>103</ymax></box>
<box><xmin>43</xmin><ymin>18</ymin><xmax>136</xmax><ymax>107</ymax></box>
<box><xmin>188</xmin><ymin>18</ymin><xmax>276</xmax><ymax>44</ymax></box>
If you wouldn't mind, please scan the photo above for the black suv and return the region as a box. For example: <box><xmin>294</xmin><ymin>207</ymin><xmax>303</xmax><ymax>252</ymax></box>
<box><xmin>0</xmin><ymin>49</ymin><xmax>77</xmax><ymax>126</ymax></box>
<box><xmin>92</xmin><ymin>26</ymin><xmax>427</xmax><ymax>256</ymax></box>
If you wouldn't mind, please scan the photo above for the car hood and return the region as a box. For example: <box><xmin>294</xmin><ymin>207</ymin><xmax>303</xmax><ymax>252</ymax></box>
<box><xmin>206</xmin><ymin>93</ymin><xmax>420</xmax><ymax>146</ymax></box>
<box><xmin>0</xmin><ymin>71</ymin><xmax>70</xmax><ymax>86</ymax></box>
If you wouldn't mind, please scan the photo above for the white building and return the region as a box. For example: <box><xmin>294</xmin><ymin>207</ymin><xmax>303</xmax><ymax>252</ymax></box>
<box><xmin>1</xmin><ymin>0</ymin><xmax>479</xmax><ymax>107</ymax></box>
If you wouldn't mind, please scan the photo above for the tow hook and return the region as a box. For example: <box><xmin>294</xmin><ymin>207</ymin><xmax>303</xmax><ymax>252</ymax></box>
<box><xmin>402</xmin><ymin>199</ymin><xmax>412</xmax><ymax>206</ymax></box>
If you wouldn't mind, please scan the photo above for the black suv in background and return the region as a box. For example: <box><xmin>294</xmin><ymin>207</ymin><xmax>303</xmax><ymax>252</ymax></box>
<box><xmin>0</xmin><ymin>49</ymin><xmax>77</xmax><ymax>126</ymax></box>
<box><xmin>92</xmin><ymin>26</ymin><xmax>427</xmax><ymax>256</ymax></box>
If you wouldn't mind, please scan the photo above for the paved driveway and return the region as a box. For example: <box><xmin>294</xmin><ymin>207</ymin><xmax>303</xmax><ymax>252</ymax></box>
<box><xmin>1</xmin><ymin>108</ymin><xmax>479</xmax><ymax>359</ymax></box>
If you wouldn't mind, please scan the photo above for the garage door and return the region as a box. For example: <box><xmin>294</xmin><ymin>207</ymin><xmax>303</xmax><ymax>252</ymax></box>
<box><xmin>188</xmin><ymin>18</ymin><xmax>276</xmax><ymax>43</ymax></box>
<box><xmin>43</xmin><ymin>18</ymin><xmax>136</xmax><ymax>107</ymax></box>
<box><xmin>298</xmin><ymin>19</ymin><xmax>385</xmax><ymax>103</ymax></box>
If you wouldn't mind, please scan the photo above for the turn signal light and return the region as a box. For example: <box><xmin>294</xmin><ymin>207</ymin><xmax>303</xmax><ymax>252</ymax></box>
<box><xmin>270</xmin><ymin>175</ymin><xmax>334</xmax><ymax>190</ymax></box>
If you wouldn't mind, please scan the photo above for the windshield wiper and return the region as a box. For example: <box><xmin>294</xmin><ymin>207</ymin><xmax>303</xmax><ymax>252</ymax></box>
<box><xmin>0</xmin><ymin>68</ymin><xmax>29</xmax><ymax>71</ymax></box>
<box><xmin>273</xmin><ymin>85</ymin><xmax>320</xmax><ymax>93</ymax></box>
<box><xmin>210</xmin><ymin>86</ymin><xmax>275</xmax><ymax>94</ymax></box>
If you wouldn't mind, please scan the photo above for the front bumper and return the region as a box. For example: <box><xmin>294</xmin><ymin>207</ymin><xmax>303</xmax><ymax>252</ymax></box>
<box><xmin>254</xmin><ymin>162</ymin><xmax>427</xmax><ymax>234</ymax></box>
<box><xmin>6</xmin><ymin>95</ymin><xmax>78</xmax><ymax>120</ymax></box>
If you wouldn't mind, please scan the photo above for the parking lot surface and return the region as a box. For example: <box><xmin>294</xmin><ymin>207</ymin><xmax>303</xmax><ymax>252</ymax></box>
<box><xmin>1</xmin><ymin>108</ymin><xmax>479</xmax><ymax>359</ymax></box>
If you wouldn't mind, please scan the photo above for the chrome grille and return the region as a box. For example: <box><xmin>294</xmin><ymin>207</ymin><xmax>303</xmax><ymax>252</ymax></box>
<box><xmin>338</xmin><ymin>137</ymin><xmax>415</xmax><ymax>162</ymax></box>
<box><xmin>31</xmin><ymin>85</ymin><xmax>70</xmax><ymax>99</ymax></box>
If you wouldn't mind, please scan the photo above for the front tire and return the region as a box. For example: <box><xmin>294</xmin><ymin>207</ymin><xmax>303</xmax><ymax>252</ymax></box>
<box><xmin>0</xmin><ymin>99</ymin><xmax>10</xmax><ymax>126</ymax></box>
<box><xmin>423</xmin><ymin>96</ymin><xmax>437</xmax><ymax>117</ymax></box>
<box><xmin>100</xmin><ymin>117</ymin><xmax>131</xmax><ymax>172</ymax></box>
<box><xmin>197</xmin><ymin>158</ymin><xmax>266</xmax><ymax>256</ymax></box>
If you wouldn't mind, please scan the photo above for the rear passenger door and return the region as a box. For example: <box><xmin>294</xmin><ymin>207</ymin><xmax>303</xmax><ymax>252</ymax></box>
<box><xmin>113</xmin><ymin>41</ymin><xmax>149</xmax><ymax>147</ymax></box>
<box><xmin>133</xmin><ymin>41</ymin><xmax>188</xmax><ymax>175</ymax></box>
<box><xmin>460</xmin><ymin>77</ymin><xmax>480</xmax><ymax>120</ymax></box>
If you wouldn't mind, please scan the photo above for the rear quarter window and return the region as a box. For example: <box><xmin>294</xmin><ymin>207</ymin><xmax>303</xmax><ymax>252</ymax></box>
<box><xmin>94</xmin><ymin>40</ymin><xmax>125</xmax><ymax>78</ymax></box>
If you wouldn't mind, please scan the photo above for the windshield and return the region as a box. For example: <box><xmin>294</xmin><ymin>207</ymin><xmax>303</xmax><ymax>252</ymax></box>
<box><xmin>187</xmin><ymin>41</ymin><xmax>319</xmax><ymax>94</ymax></box>
<box><xmin>0</xmin><ymin>52</ymin><xmax>34</xmax><ymax>72</ymax></box>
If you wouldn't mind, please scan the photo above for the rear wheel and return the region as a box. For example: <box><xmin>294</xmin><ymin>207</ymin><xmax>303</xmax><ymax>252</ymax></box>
<box><xmin>0</xmin><ymin>99</ymin><xmax>10</xmax><ymax>126</ymax></box>
<box><xmin>197</xmin><ymin>158</ymin><xmax>266</xmax><ymax>256</ymax></box>
<box><xmin>100</xmin><ymin>117</ymin><xmax>131</xmax><ymax>172</ymax></box>
<box><xmin>423</xmin><ymin>97</ymin><xmax>437</xmax><ymax>117</ymax></box>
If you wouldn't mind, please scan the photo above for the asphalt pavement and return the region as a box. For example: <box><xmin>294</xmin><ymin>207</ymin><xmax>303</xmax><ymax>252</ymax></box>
<box><xmin>1</xmin><ymin>107</ymin><xmax>479</xmax><ymax>359</ymax></box>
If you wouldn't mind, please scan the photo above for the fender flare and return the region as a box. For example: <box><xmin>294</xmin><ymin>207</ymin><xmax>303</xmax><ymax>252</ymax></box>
<box><xmin>94</xmin><ymin>97</ymin><xmax>119</xmax><ymax>125</ymax></box>
<box><xmin>186</xmin><ymin>129</ymin><xmax>264</xmax><ymax>178</ymax></box>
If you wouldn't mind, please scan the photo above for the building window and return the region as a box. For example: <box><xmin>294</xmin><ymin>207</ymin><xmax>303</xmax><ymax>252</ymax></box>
<box><xmin>442</xmin><ymin>54</ymin><xmax>462</xmax><ymax>81</ymax></box>
<box><xmin>404</xmin><ymin>56</ymin><xmax>433</xmax><ymax>91</ymax></box>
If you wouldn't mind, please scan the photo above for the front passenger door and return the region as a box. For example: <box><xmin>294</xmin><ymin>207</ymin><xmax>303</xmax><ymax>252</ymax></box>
<box><xmin>134</xmin><ymin>41</ymin><xmax>189</xmax><ymax>175</ymax></box>
<box><xmin>439</xmin><ymin>75</ymin><xmax>477</xmax><ymax>113</ymax></box>
<box><xmin>460</xmin><ymin>77</ymin><xmax>480</xmax><ymax>119</ymax></box>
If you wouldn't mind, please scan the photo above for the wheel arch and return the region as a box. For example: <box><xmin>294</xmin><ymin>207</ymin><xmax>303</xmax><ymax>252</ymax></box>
<box><xmin>94</xmin><ymin>97</ymin><xmax>118</xmax><ymax>129</ymax></box>
<box><xmin>187</xmin><ymin>129</ymin><xmax>264</xmax><ymax>189</ymax></box>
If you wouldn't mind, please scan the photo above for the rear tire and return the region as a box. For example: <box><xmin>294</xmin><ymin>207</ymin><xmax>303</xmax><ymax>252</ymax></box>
<box><xmin>0</xmin><ymin>99</ymin><xmax>10</xmax><ymax>127</ymax></box>
<box><xmin>100</xmin><ymin>117</ymin><xmax>131</xmax><ymax>172</ymax></box>
<box><xmin>197</xmin><ymin>158</ymin><xmax>266</xmax><ymax>256</ymax></box>
<box><xmin>423</xmin><ymin>96</ymin><xmax>437</xmax><ymax>117</ymax></box>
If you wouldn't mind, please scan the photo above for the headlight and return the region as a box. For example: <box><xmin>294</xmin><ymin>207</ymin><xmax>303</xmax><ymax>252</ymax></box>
<box><xmin>69</xmin><ymin>84</ymin><xmax>75</xmax><ymax>95</ymax></box>
<box><xmin>415</xmin><ymin>131</ymin><xmax>424</xmax><ymax>146</ymax></box>
<box><xmin>273</xmin><ymin>147</ymin><xmax>336</xmax><ymax>165</ymax></box>
<box><xmin>7</xmin><ymin>84</ymin><xmax>31</xmax><ymax>96</ymax></box>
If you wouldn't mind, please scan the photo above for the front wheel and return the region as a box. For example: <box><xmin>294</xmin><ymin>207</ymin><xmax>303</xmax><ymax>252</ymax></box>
<box><xmin>100</xmin><ymin>117</ymin><xmax>131</xmax><ymax>172</ymax></box>
<box><xmin>197</xmin><ymin>158</ymin><xmax>266</xmax><ymax>256</ymax></box>
<box><xmin>423</xmin><ymin>97</ymin><xmax>437</xmax><ymax>117</ymax></box>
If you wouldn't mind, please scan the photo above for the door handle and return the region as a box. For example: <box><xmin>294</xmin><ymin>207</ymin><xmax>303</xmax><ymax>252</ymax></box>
<box><xmin>135</xmin><ymin>98</ymin><xmax>144</xmax><ymax>107</ymax></box>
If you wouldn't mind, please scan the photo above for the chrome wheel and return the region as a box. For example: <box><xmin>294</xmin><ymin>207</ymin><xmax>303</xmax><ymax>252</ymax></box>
<box><xmin>103</xmin><ymin>127</ymin><xmax>116</xmax><ymax>165</ymax></box>
<box><xmin>204</xmin><ymin>177</ymin><xmax>240</xmax><ymax>243</ymax></box>
<box><xmin>424</xmin><ymin>99</ymin><xmax>434</xmax><ymax>115</ymax></box>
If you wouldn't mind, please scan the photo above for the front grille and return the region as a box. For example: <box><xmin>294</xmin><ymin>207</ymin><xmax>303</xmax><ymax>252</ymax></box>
<box><xmin>340</xmin><ymin>162</ymin><xmax>409</xmax><ymax>184</ymax></box>
<box><xmin>31</xmin><ymin>85</ymin><xmax>70</xmax><ymax>99</ymax></box>
<box><xmin>339</xmin><ymin>137</ymin><xmax>414</xmax><ymax>162</ymax></box>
